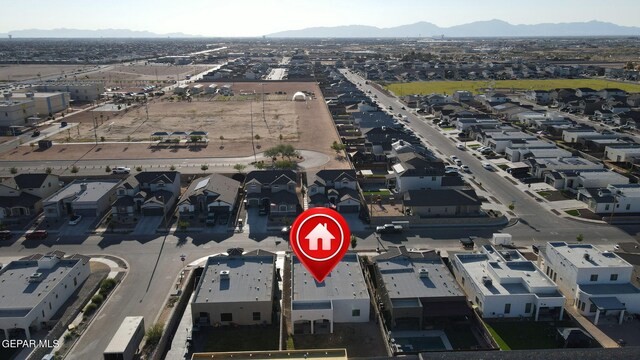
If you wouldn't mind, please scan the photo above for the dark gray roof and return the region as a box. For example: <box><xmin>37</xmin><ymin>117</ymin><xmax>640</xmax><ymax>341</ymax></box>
<box><xmin>134</xmin><ymin>171</ymin><xmax>179</xmax><ymax>185</ymax></box>
<box><xmin>193</xmin><ymin>252</ymin><xmax>275</xmax><ymax>304</ymax></box>
<box><xmin>404</xmin><ymin>189</ymin><xmax>481</xmax><ymax>207</ymax></box>
<box><xmin>10</xmin><ymin>173</ymin><xmax>52</xmax><ymax>189</ymax></box>
<box><xmin>245</xmin><ymin>170</ymin><xmax>296</xmax><ymax>186</ymax></box>
<box><xmin>0</xmin><ymin>193</ymin><xmax>41</xmax><ymax>208</ymax></box>
<box><xmin>180</xmin><ymin>174</ymin><xmax>240</xmax><ymax>207</ymax></box>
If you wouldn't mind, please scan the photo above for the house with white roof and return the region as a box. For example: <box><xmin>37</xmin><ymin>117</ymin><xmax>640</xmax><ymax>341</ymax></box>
<box><xmin>452</xmin><ymin>242</ymin><xmax>565</xmax><ymax>321</ymax></box>
<box><xmin>539</xmin><ymin>242</ymin><xmax>640</xmax><ymax>324</ymax></box>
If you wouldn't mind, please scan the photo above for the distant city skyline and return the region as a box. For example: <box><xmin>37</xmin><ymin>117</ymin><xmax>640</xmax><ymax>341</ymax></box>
<box><xmin>2</xmin><ymin>0</ymin><xmax>639</xmax><ymax>37</ymax></box>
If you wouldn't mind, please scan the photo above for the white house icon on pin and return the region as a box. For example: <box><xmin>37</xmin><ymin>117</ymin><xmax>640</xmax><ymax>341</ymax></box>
<box><xmin>305</xmin><ymin>223</ymin><xmax>335</xmax><ymax>251</ymax></box>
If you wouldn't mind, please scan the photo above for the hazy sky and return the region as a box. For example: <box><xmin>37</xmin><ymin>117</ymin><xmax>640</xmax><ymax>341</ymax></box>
<box><xmin>2</xmin><ymin>0</ymin><xmax>638</xmax><ymax>36</ymax></box>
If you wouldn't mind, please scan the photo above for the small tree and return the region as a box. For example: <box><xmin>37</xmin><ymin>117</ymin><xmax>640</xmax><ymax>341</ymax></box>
<box><xmin>105</xmin><ymin>165</ymin><xmax>111</xmax><ymax>173</ymax></box>
<box><xmin>350</xmin><ymin>235</ymin><xmax>358</xmax><ymax>249</ymax></box>
<box><xmin>45</xmin><ymin>167</ymin><xmax>52</xmax><ymax>174</ymax></box>
<box><xmin>254</xmin><ymin>134</ymin><xmax>261</xmax><ymax>140</ymax></box>
<box><xmin>219</xmin><ymin>135</ymin><xmax>224</xmax><ymax>146</ymax></box>
<box><xmin>233</xmin><ymin>163</ymin><xmax>247</xmax><ymax>174</ymax></box>
<box><xmin>200</xmin><ymin>164</ymin><xmax>209</xmax><ymax>172</ymax></box>
<box><xmin>170</xmin><ymin>165</ymin><xmax>176</xmax><ymax>171</ymax></box>
<box><xmin>71</xmin><ymin>165</ymin><xmax>79</xmax><ymax>173</ymax></box>
<box><xmin>576</xmin><ymin>233</ymin><xmax>584</xmax><ymax>242</ymax></box>
<box><xmin>10</xmin><ymin>167</ymin><xmax>17</xmax><ymax>174</ymax></box>
<box><xmin>145</xmin><ymin>322</ymin><xmax>164</xmax><ymax>348</ymax></box>
<box><xmin>331</xmin><ymin>140</ymin><xmax>346</xmax><ymax>155</ymax></box>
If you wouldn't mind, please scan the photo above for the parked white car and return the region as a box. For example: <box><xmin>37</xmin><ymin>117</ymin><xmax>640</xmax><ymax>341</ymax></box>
<box><xmin>482</xmin><ymin>162</ymin><xmax>493</xmax><ymax>170</ymax></box>
<box><xmin>112</xmin><ymin>166</ymin><xmax>131</xmax><ymax>174</ymax></box>
<box><xmin>456</xmin><ymin>143</ymin><xmax>465</xmax><ymax>150</ymax></box>
<box><xmin>68</xmin><ymin>215</ymin><xmax>82</xmax><ymax>225</ymax></box>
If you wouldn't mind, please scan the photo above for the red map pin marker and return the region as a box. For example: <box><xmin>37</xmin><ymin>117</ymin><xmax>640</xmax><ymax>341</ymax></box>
<box><xmin>290</xmin><ymin>207</ymin><xmax>351</xmax><ymax>282</ymax></box>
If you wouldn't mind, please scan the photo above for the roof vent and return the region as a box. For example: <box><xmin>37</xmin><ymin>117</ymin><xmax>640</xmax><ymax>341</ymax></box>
<box><xmin>419</xmin><ymin>268</ymin><xmax>429</xmax><ymax>278</ymax></box>
<box><xmin>29</xmin><ymin>273</ymin><xmax>44</xmax><ymax>283</ymax></box>
<box><xmin>583</xmin><ymin>253</ymin><xmax>590</xmax><ymax>261</ymax></box>
<box><xmin>220</xmin><ymin>270</ymin><xmax>230</xmax><ymax>279</ymax></box>
<box><xmin>482</xmin><ymin>276</ymin><xmax>492</xmax><ymax>287</ymax></box>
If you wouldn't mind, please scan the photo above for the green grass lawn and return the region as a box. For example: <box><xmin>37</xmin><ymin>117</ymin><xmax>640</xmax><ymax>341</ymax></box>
<box><xmin>204</xmin><ymin>326</ymin><xmax>279</xmax><ymax>352</ymax></box>
<box><xmin>385</xmin><ymin>79</ymin><xmax>640</xmax><ymax>96</ymax></box>
<box><xmin>484</xmin><ymin>321</ymin><xmax>572</xmax><ymax>350</ymax></box>
<box><xmin>565</xmin><ymin>209</ymin><xmax>580</xmax><ymax>216</ymax></box>
<box><xmin>363</xmin><ymin>190</ymin><xmax>392</xmax><ymax>196</ymax></box>
<box><xmin>537</xmin><ymin>191</ymin><xmax>552</xmax><ymax>197</ymax></box>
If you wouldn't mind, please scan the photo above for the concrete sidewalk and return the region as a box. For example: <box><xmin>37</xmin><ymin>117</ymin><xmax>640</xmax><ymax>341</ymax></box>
<box><xmin>564</xmin><ymin>305</ymin><xmax>620</xmax><ymax>348</ymax></box>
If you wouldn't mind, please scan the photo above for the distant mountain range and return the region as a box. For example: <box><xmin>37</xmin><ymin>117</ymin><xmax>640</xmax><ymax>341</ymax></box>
<box><xmin>267</xmin><ymin>20</ymin><xmax>640</xmax><ymax>38</ymax></box>
<box><xmin>2</xmin><ymin>28</ymin><xmax>200</xmax><ymax>38</ymax></box>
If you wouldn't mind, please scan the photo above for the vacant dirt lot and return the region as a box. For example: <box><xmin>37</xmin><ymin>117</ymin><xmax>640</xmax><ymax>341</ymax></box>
<box><xmin>1</xmin><ymin>82</ymin><xmax>347</xmax><ymax>168</ymax></box>
<box><xmin>0</xmin><ymin>64</ymin><xmax>93</xmax><ymax>82</ymax></box>
<box><xmin>84</xmin><ymin>64</ymin><xmax>211</xmax><ymax>86</ymax></box>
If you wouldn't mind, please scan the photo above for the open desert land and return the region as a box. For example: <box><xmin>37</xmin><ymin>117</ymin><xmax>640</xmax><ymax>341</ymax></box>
<box><xmin>0</xmin><ymin>82</ymin><xmax>348</xmax><ymax>168</ymax></box>
<box><xmin>0</xmin><ymin>64</ymin><xmax>97</xmax><ymax>82</ymax></box>
<box><xmin>84</xmin><ymin>63</ymin><xmax>214</xmax><ymax>86</ymax></box>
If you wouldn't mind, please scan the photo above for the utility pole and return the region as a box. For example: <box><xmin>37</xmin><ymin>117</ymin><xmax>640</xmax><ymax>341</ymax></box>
<box><xmin>250</xmin><ymin>101</ymin><xmax>257</xmax><ymax>162</ymax></box>
<box><xmin>262</xmin><ymin>83</ymin><xmax>265</xmax><ymax>123</ymax></box>
<box><xmin>92</xmin><ymin>115</ymin><xmax>98</xmax><ymax>145</ymax></box>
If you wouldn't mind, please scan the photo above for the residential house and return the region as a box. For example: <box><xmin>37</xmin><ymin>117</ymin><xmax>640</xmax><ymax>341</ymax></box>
<box><xmin>577</xmin><ymin>184</ymin><xmax>640</xmax><ymax>215</ymax></box>
<box><xmin>372</xmin><ymin>246</ymin><xmax>471</xmax><ymax>330</ymax></box>
<box><xmin>0</xmin><ymin>252</ymin><xmax>90</xmax><ymax>340</ymax></box>
<box><xmin>575</xmin><ymin>88</ymin><xmax>598</xmax><ymax>98</ymax></box>
<box><xmin>0</xmin><ymin>173</ymin><xmax>60</xmax><ymax>221</ymax></box>
<box><xmin>525</xmin><ymin>90</ymin><xmax>552</xmax><ymax>105</ymax></box>
<box><xmin>388</xmin><ymin>153</ymin><xmax>445</xmax><ymax>193</ymax></box>
<box><xmin>191</xmin><ymin>250</ymin><xmax>276</xmax><ymax>326</ymax></box>
<box><xmin>177</xmin><ymin>174</ymin><xmax>241</xmax><ymax>224</ymax></box>
<box><xmin>527</xmin><ymin>157</ymin><xmax>603</xmax><ymax>178</ymax></box>
<box><xmin>539</xmin><ymin>242</ymin><xmax>640</xmax><ymax>324</ymax></box>
<box><xmin>245</xmin><ymin>170</ymin><xmax>300</xmax><ymax>217</ymax></box>
<box><xmin>403</xmin><ymin>189</ymin><xmax>482</xmax><ymax>217</ymax></box>
<box><xmin>544</xmin><ymin>170</ymin><xmax>629</xmax><ymax>191</ymax></box>
<box><xmin>111</xmin><ymin>172</ymin><xmax>180</xmax><ymax>224</ymax></box>
<box><xmin>43</xmin><ymin>179</ymin><xmax>120</xmax><ymax>219</ymax></box>
<box><xmin>452</xmin><ymin>243</ymin><xmax>565</xmax><ymax>320</ymax></box>
<box><xmin>306</xmin><ymin>170</ymin><xmax>361</xmax><ymax>213</ymax></box>
<box><xmin>291</xmin><ymin>253</ymin><xmax>369</xmax><ymax>334</ymax></box>
<box><xmin>604</xmin><ymin>144</ymin><xmax>640</xmax><ymax>163</ymax></box>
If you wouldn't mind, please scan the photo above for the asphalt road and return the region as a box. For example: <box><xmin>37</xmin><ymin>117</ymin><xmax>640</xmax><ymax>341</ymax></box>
<box><xmin>339</xmin><ymin>69</ymin><xmax>640</xmax><ymax>244</ymax></box>
<box><xmin>1</xmin><ymin>70</ymin><xmax>638</xmax><ymax>360</ymax></box>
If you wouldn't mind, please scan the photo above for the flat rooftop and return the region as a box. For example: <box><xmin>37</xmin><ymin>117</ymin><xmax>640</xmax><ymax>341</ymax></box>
<box><xmin>548</xmin><ymin>242</ymin><xmax>632</xmax><ymax>269</ymax></box>
<box><xmin>45</xmin><ymin>179</ymin><xmax>120</xmax><ymax>204</ymax></box>
<box><xmin>374</xmin><ymin>248</ymin><xmax>463</xmax><ymax>299</ymax></box>
<box><xmin>193</xmin><ymin>252</ymin><xmax>275</xmax><ymax>304</ymax></box>
<box><xmin>455</xmin><ymin>248</ymin><xmax>561</xmax><ymax>297</ymax></box>
<box><xmin>0</xmin><ymin>255</ymin><xmax>81</xmax><ymax>315</ymax></box>
<box><xmin>292</xmin><ymin>253</ymin><xmax>369</xmax><ymax>302</ymax></box>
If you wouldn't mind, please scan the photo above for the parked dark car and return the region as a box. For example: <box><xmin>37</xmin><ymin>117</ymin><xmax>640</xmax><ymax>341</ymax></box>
<box><xmin>25</xmin><ymin>230</ymin><xmax>48</xmax><ymax>240</ymax></box>
<box><xmin>0</xmin><ymin>230</ymin><xmax>12</xmax><ymax>240</ymax></box>
<box><xmin>32</xmin><ymin>130</ymin><xmax>41</xmax><ymax>137</ymax></box>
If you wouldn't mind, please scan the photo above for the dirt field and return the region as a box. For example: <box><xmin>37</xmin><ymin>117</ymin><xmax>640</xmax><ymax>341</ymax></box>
<box><xmin>0</xmin><ymin>64</ymin><xmax>94</xmax><ymax>82</ymax></box>
<box><xmin>84</xmin><ymin>64</ymin><xmax>211</xmax><ymax>86</ymax></box>
<box><xmin>1</xmin><ymin>82</ymin><xmax>348</xmax><ymax>169</ymax></box>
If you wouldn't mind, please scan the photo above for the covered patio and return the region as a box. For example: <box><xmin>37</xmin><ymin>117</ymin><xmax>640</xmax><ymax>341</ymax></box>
<box><xmin>590</xmin><ymin>297</ymin><xmax>626</xmax><ymax>325</ymax></box>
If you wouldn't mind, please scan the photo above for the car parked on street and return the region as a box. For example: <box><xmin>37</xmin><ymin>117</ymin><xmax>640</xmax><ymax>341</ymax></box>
<box><xmin>25</xmin><ymin>230</ymin><xmax>48</xmax><ymax>240</ymax></box>
<box><xmin>68</xmin><ymin>215</ymin><xmax>82</xmax><ymax>225</ymax></box>
<box><xmin>376</xmin><ymin>224</ymin><xmax>403</xmax><ymax>234</ymax></box>
<box><xmin>112</xmin><ymin>166</ymin><xmax>131</xmax><ymax>174</ymax></box>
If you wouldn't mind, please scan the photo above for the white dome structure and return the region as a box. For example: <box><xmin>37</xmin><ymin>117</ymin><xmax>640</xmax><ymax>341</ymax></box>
<box><xmin>292</xmin><ymin>91</ymin><xmax>306</xmax><ymax>101</ymax></box>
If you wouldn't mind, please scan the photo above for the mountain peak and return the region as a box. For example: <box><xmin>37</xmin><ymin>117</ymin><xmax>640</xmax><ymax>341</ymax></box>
<box><xmin>267</xmin><ymin>20</ymin><xmax>640</xmax><ymax>38</ymax></box>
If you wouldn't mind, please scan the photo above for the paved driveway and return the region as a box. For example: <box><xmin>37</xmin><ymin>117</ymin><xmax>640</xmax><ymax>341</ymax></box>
<box><xmin>246</xmin><ymin>208</ymin><xmax>268</xmax><ymax>235</ymax></box>
<box><xmin>131</xmin><ymin>216</ymin><xmax>163</xmax><ymax>235</ymax></box>
<box><xmin>58</xmin><ymin>217</ymin><xmax>96</xmax><ymax>236</ymax></box>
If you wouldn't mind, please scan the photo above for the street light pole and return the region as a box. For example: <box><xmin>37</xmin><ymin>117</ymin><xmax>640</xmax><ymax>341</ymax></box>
<box><xmin>250</xmin><ymin>101</ymin><xmax>257</xmax><ymax>162</ymax></box>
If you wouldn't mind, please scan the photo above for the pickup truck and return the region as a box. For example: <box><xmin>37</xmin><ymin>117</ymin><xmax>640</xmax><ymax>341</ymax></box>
<box><xmin>375</xmin><ymin>224</ymin><xmax>403</xmax><ymax>234</ymax></box>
